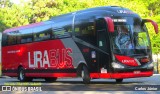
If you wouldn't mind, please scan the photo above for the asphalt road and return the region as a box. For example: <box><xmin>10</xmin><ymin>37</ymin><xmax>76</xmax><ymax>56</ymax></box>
<box><xmin>0</xmin><ymin>74</ymin><xmax>160</xmax><ymax>94</ymax></box>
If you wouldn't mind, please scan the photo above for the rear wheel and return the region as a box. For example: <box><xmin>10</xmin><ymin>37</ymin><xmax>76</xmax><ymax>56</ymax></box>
<box><xmin>45</xmin><ymin>77</ymin><xmax>57</xmax><ymax>82</ymax></box>
<box><xmin>116</xmin><ymin>79</ymin><xmax>123</xmax><ymax>83</ymax></box>
<box><xmin>81</xmin><ymin>65</ymin><xmax>90</xmax><ymax>84</ymax></box>
<box><xmin>18</xmin><ymin>67</ymin><xmax>33</xmax><ymax>82</ymax></box>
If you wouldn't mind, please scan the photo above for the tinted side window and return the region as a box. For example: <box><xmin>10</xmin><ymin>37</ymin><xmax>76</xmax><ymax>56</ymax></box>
<box><xmin>52</xmin><ymin>15</ymin><xmax>73</xmax><ymax>39</ymax></box>
<box><xmin>2</xmin><ymin>33</ymin><xmax>8</xmax><ymax>46</ymax></box>
<box><xmin>33</xmin><ymin>25</ymin><xmax>52</xmax><ymax>42</ymax></box>
<box><xmin>7</xmin><ymin>31</ymin><xmax>18</xmax><ymax>45</ymax></box>
<box><xmin>18</xmin><ymin>28</ymin><xmax>33</xmax><ymax>44</ymax></box>
<box><xmin>74</xmin><ymin>13</ymin><xmax>96</xmax><ymax>46</ymax></box>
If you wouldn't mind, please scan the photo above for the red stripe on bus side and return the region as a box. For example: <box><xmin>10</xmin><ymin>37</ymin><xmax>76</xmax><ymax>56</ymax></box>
<box><xmin>3</xmin><ymin>73</ymin><xmax>17</xmax><ymax>77</ymax></box>
<box><xmin>25</xmin><ymin>73</ymin><xmax>77</xmax><ymax>77</ymax></box>
<box><xmin>3</xmin><ymin>71</ymin><xmax>153</xmax><ymax>79</ymax></box>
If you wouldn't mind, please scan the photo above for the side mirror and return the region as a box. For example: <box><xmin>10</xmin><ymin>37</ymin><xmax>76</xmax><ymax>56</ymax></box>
<box><xmin>104</xmin><ymin>17</ymin><xmax>114</xmax><ymax>33</ymax></box>
<box><xmin>142</xmin><ymin>19</ymin><xmax>159</xmax><ymax>34</ymax></box>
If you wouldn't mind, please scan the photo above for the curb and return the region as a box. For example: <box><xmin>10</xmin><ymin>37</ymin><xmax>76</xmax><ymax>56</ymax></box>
<box><xmin>0</xmin><ymin>76</ymin><xmax>11</xmax><ymax>78</ymax></box>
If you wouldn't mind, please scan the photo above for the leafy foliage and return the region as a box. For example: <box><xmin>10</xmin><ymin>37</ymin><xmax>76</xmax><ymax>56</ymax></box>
<box><xmin>0</xmin><ymin>0</ymin><xmax>160</xmax><ymax>53</ymax></box>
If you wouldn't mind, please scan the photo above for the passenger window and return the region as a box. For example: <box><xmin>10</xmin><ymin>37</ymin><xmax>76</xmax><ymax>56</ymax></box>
<box><xmin>2</xmin><ymin>33</ymin><xmax>8</xmax><ymax>46</ymax></box>
<box><xmin>74</xmin><ymin>13</ymin><xmax>96</xmax><ymax>46</ymax></box>
<box><xmin>7</xmin><ymin>31</ymin><xmax>18</xmax><ymax>45</ymax></box>
<box><xmin>52</xmin><ymin>27</ymin><xmax>71</xmax><ymax>39</ymax></box>
<box><xmin>51</xmin><ymin>15</ymin><xmax>73</xmax><ymax>39</ymax></box>
<box><xmin>75</xmin><ymin>28</ymin><xmax>80</xmax><ymax>32</ymax></box>
<box><xmin>19</xmin><ymin>28</ymin><xmax>33</xmax><ymax>44</ymax></box>
<box><xmin>33</xmin><ymin>25</ymin><xmax>52</xmax><ymax>42</ymax></box>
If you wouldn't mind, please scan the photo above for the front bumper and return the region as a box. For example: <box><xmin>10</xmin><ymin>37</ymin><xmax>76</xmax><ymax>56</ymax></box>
<box><xmin>110</xmin><ymin>70</ymin><xmax>153</xmax><ymax>79</ymax></box>
<box><xmin>110</xmin><ymin>65</ymin><xmax>153</xmax><ymax>79</ymax></box>
<box><xmin>90</xmin><ymin>70</ymin><xmax>153</xmax><ymax>79</ymax></box>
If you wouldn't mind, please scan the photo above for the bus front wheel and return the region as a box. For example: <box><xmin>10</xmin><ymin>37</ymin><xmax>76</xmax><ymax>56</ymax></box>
<box><xmin>81</xmin><ymin>66</ymin><xmax>90</xmax><ymax>84</ymax></box>
<box><xmin>116</xmin><ymin>79</ymin><xmax>123</xmax><ymax>83</ymax></box>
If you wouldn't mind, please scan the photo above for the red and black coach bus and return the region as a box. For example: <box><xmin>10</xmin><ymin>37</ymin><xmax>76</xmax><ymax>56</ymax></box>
<box><xmin>2</xmin><ymin>6</ymin><xmax>159</xmax><ymax>84</ymax></box>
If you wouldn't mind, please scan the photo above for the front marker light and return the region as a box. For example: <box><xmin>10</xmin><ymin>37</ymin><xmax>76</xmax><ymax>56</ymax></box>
<box><xmin>112</xmin><ymin>62</ymin><xmax>124</xmax><ymax>69</ymax></box>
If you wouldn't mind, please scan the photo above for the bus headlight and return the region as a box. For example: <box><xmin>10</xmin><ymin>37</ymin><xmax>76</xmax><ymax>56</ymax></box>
<box><xmin>112</xmin><ymin>62</ymin><xmax>124</xmax><ymax>69</ymax></box>
<box><xmin>147</xmin><ymin>63</ymin><xmax>153</xmax><ymax>68</ymax></box>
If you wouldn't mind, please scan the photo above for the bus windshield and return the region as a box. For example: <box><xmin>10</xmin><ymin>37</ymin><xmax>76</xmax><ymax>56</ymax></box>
<box><xmin>112</xmin><ymin>17</ymin><xmax>150</xmax><ymax>56</ymax></box>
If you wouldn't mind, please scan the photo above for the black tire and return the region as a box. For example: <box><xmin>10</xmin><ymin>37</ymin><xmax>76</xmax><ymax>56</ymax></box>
<box><xmin>116</xmin><ymin>79</ymin><xmax>123</xmax><ymax>83</ymax></box>
<box><xmin>45</xmin><ymin>77</ymin><xmax>57</xmax><ymax>82</ymax></box>
<box><xmin>18</xmin><ymin>67</ymin><xmax>33</xmax><ymax>82</ymax></box>
<box><xmin>18</xmin><ymin>67</ymin><xmax>26</xmax><ymax>82</ymax></box>
<box><xmin>81</xmin><ymin>65</ymin><xmax>90</xmax><ymax>84</ymax></box>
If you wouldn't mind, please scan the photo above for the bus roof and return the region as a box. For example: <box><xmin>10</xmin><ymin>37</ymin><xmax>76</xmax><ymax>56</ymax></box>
<box><xmin>3</xmin><ymin>6</ymin><xmax>137</xmax><ymax>33</ymax></box>
<box><xmin>3</xmin><ymin>22</ymin><xmax>44</xmax><ymax>33</ymax></box>
<box><xmin>50</xmin><ymin>6</ymin><xmax>135</xmax><ymax>20</ymax></box>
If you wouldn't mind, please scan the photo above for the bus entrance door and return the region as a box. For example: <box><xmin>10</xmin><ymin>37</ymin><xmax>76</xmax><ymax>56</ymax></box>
<box><xmin>96</xmin><ymin>19</ymin><xmax>110</xmax><ymax>77</ymax></box>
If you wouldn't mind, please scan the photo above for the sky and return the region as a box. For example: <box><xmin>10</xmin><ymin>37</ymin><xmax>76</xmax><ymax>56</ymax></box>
<box><xmin>10</xmin><ymin>0</ymin><xmax>21</xmax><ymax>4</ymax></box>
<box><xmin>10</xmin><ymin>0</ymin><xmax>29</xmax><ymax>4</ymax></box>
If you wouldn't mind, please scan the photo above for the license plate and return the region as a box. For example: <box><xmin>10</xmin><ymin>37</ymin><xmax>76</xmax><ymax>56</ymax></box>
<box><xmin>101</xmin><ymin>68</ymin><xmax>107</xmax><ymax>73</ymax></box>
<box><xmin>134</xmin><ymin>71</ymin><xmax>141</xmax><ymax>74</ymax></box>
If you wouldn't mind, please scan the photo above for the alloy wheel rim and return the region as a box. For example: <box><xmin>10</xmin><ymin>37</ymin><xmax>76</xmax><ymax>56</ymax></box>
<box><xmin>20</xmin><ymin>70</ymin><xmax>24</xmax><ymax>80</ymax></box>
